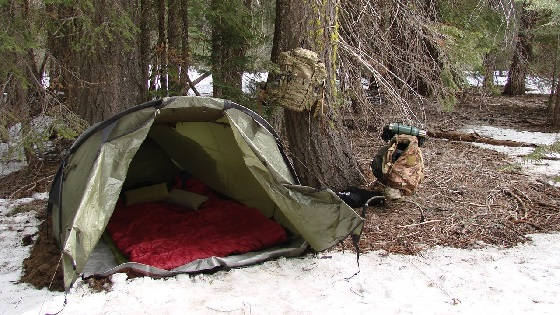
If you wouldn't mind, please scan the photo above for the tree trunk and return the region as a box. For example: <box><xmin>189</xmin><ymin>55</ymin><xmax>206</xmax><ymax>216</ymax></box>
<box><xmin>1</xmin><ymin>0</ymin><xmax>43</xmax><ymax>119</ymax></box>
<box><xmin>211</xmin><ymin>0</ymin><xmax>251</xmax><ymax>101</ymax></box>
<box><xmin>548</xmin><ymin>35</ymin><xmax>559</xmax><ymax>113</ymax></box>
<box><xmin>483</xmin><ymin>53</ymin><xmax>496</xmax><ymax>91</ymax></box>
<box><xmin>553</xmin><ymin>79</ymin><xmax>560</xmax><ymax>128</ymax></box>
<box><xmin>503</xmin><ymin>3</ymin><xmax>535</xmax><ymax>96</ymax></box>
<box><xmin>157</xmin><ymin>0</ymin><xmax>167</xmax><ymax>94</ymax></box>
<box><xmin>138</xmin><ymin>0</ymin><xmax>151</xmax><ymax>102</ymax></box>
<box><xmin>167</xmin><ymin>0</ymin><xmax>181</xmax><ymax>95</ymax></box>
<box><xmin>270</xmin><ymin>0</ymin><xmax>364</xmax><ymax>190</ymax></box>
<box><xmin>179</xmin><ymin>0</ymin><xmax>190</xmax><ymax>94</ymax></box>
<box><xmin>49</xmin><ymin>0</ymin><xmax>142</xmax><ymax>124</ymax></box>
<box><xmin>1</xmin><ymin>0</ymin><xmax>43</xmax><ymax>162</ymax></box>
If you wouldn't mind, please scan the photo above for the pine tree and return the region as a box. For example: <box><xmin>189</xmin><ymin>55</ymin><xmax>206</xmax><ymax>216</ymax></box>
<box><xmin>269</xmin><ymin>0</ymin><xmax>364</xmax><ymax>190</ymax></box>
<box><xmin>523</xmin><ymin>0</ymin><xmax>560</xmax><ymax>126</ymax></box>
<box><xmin>0</xmin><ymin>0</ymin><xmax>44</xmax><ymax>120</ymax></box>
<box><xmin>504</xmin><ymin>1</ymin><xmax>537</xmax><ymax>96</ymax></box>
<box><xmin>47</xmin><ymin>0</ymin><xmax>142</xmax><ymax>124</ymax></box>
<box><xmin>210</xmin><ymin>0</ymin><xmax>253</xmax><ymax>102</ymax></box>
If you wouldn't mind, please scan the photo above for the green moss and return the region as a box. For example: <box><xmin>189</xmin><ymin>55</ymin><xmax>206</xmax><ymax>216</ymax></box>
<box><xmin>524</xmin><ymin>141</ymin><xmax>560</xmax><ymax>162</ymax></box>
<box><xmin>498</xmin><ymin>162</ymin><xmax>523</xmax><ymax>173</ymax></box>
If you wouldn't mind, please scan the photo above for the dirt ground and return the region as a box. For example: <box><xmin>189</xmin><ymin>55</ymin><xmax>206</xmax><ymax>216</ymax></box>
<box><xmin>3</xmin><ymin>94</ymin><xmax>559</xmax><ymax>291</ymax></box>
<box><xmin>340</xmin><ymin>94</ymin><xmax>560</xmax><ymax>253</ymax></box>
<box><xmin>19</xmin><ymin>206</ymin><xmax>64</xmax><ymax>291</ymax></box>
<box><xmin>0</xmin><ymin>159</ymin><xmax>59</xmax><ymax>199</ymax></box>
<box><xmin>435</xmin><ymin>93</ymin><xmax>556</xmax><ymax>133</ymax></box>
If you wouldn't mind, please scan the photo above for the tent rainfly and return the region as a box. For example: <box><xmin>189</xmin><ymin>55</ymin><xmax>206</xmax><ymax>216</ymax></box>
<box><xmin>48</xmin><ymin>96</ymin><xmax>364</xmax><ymax>290</ymax></box>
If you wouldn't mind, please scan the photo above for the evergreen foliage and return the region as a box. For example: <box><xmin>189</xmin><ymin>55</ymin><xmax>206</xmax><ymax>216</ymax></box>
<box><xmin>1</xmin><ymin>0</ymin><xmax>560</xmax><ymax>160</ymax></box>
<box><xmin>437</xmin><ymin>0</ymin><xmax>511</xmax><ymax>84</ymax></box>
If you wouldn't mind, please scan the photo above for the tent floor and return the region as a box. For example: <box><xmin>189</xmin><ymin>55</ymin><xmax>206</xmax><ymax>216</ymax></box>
<box><xmin>82</xmin><ymin>236</ymin><xmax>308</xmax><ymax>279</ymax></box>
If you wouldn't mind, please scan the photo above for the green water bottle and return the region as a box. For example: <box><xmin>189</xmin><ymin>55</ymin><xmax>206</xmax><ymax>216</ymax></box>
<box><xmin>387</xmin><ymin>123</ymin><xmax>427</xmax><ymax>138</ymax></box>
<box><xmin>381</xmin><ymin>123</ymin><xmax>427</xmax><ymax>145</ymax></box>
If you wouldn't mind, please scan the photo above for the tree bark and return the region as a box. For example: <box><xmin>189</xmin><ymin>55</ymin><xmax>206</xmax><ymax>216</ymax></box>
<box><xmin>1</xmin><ymin>0</ymin><xmax>45</xmax><ymax>162</ymax></box>
<box><xmin>138</xmin><ymin>0</ymin><xmax>151</xmax><ymax>102</ymax></box>
<box><xmin>211</xmin><ymin>0</ymin><xmax>251</xmax><ymax>101</ymax></box>
<box><xmin>483</xmin><ymin>52</ymin><xmax>496</xmax><ymax>91</ymax></box>
<box><xmin>553</xmin><ymin>79</ymin><xmax>560</xmax><ymax>128</ymax></box>
<box><xmin>179</xmin><ymin>0</ymin><xmax>190</xmax><ymax>94</ymax></box>
<box><xmin>1</xmin><ymin>0</ymin><xmax>43</xmax><ymax>119</ymax></box>
<box><xmin>503</xmin><ymin>3</ymin><xmax>535</xmax><ymax>96</ymax></box>
<box><xmin>270</xmin><ymin>0</ymin><xmax>364</xmax><ymax>190</ymax></box>
<box><xmin>157</xmin><ymin>0</ymin><xmax>168</xmax><ymax>94</ymax></box>
<box><xmin>48</xmin><ymin>0</ymin><xmax>142</xmax><ymax>124</ymax></box>
<box><xmin>167</xmin><ymin>0</ymin><xmax>181</xmax><ymax>95</ymax></box>
<box><xmin>548</xmin><ymin>34</ymin><xmax>559</xmax><ymax>114</ymax></box>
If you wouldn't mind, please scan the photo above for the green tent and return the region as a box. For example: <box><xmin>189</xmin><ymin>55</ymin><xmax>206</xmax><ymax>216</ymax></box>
<box><xmin>48</xmin><ymin>96</ymin><xmax>363</xmax><ymax>290</ymax></box>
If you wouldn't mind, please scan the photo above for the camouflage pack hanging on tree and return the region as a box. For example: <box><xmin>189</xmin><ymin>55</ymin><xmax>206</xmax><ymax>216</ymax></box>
<box><xmin>267</xmin><ymin>48</ymin><xmax>327</xmax><ymax>114</ymax></box>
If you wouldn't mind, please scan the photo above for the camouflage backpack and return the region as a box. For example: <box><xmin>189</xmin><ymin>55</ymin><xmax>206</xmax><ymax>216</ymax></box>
<box><xmin>266</xmin><ymin>48</ymin><xmax>327</xmax><ymax>114</ymax></box>
<box><xmin>371</xmin><ymin>134</ymin><xmax>424</xmax><ymax>195</ymax></box>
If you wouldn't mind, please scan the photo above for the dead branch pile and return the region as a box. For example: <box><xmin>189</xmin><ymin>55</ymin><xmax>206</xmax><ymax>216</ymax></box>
<box><xmin>337</xmin><ymin>0</ymin><xmax>447</xmax><ymax>132</ymax></box>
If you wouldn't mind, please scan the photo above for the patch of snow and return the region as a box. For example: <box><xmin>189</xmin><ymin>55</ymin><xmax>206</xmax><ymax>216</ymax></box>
<box><xmin>465</xmin><ymin>72</ymin><xmax>552</xmax><ymax>95</ymax></box>
<box><xmin>465</xmin><ymin>72</ymin><xmax>484</xmax><ymax>87</ymax></box>
<box><xmin>0</xmin><ymin>115</ymin><xmax>57</xmax><ymax>177</ymax></box>
<box><xmin>242</xmin><ymin>72</ymin><xmax>268</xmax><ymax>94</ymax></box>
<box><xmin>185</xmin><ymin>70</ymin><xmax>268</xmax><ymax>97</ymax></box>
<box><xmin>0</xmin><ymin>194</ymin><xmax>56</xmax><ymax>315</ymax></box>
<box><xmin>1</xmin><ymin>123</ymin><xmax>27</xmax><ymax>177</ymax></box>
<box><xmin>13</xmin><ymin>234</ymin><xmax>560</xmax><ymax>315</ymax></box>
<box><xmin>186</xmin><ymin>69</ymin><xmax>213</xmax><ymax>96</ymax></box>
<box><xmin>0</xmin><ymin>160</ymin><xmax>27</xmax><ymax>177</ymax></box>
<box><xmin>461</xmin><ymin>125</ymin><xmax>560</xmax><ymax>186</ymax></box>
<box><xmin>462</xmin><ymin>125</ymin><xmax>559</xmax><ymax>146</ymax></box>
<box><xmin>526</xmin><ymin>77</ymin><xmax>552</xmax><ymax>95</ymax></box>
<box><xmin>1</xmin><ymin>196</ymin><xmax>559</xmax><ymax>315</ymax></box>
<box><xmin>31</xmin><ymin>115</ymin><xmax>55</xmax><ymax>136</ymax></box>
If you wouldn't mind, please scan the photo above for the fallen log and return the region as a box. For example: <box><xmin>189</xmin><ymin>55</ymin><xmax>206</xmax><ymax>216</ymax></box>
<box><xmin>427</xmin><ymin>130</ymin><xmax>537</xmax><ymax>147</ymax></box>
<box><xmin>517</xmin><ymin>155</ymin><xmax>560</xmax><ymax>161</ymax></box>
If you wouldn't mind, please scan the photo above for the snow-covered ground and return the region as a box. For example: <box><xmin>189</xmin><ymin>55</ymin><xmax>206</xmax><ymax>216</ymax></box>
<box><xmin>0</xmin><ymin>116</ymin><xmax>56</xmax><ymax>177</ymax></box>
<box><xmin>1</xmin><ymin>194</ymin><xmax>559</xmax><ymax>314</ymax></box>
<box><xmin>0</xmin><ymin>123</ymin><xmax>26</xmax><ymax>177</ymax></box>
<box><xmin>461</xmin><ymin>125</ymin><xmax>560</xmax><ymax>186</ymax></box>
<box><xmin>466</xmin><ymin>72</ymin><xmax>552</xmax><ymax>95</ymax></box>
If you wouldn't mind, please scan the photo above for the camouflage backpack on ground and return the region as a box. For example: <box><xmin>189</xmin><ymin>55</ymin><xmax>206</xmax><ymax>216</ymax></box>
<box><xmin>266</xmin><ymin>48</ymin><xmax>327</xmax><ymax>114</ymax></box>
<box><xmin>371</xmin><ymin>134</ymin><xmax>424</xmax><ymax>195</ymax></box>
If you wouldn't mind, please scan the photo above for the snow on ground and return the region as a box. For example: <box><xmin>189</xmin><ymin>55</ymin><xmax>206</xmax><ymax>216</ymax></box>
<box><xmin>1</xmin><ymin>194</ymin><xmax>559</xmax><ymax>314</ymax></box>
<box><xmin>462</xmin><ymin>125</ymin><xmax>559</xmax><ymax>146</ymax></box>
<box><xmin>461</xmin><ymin>125</ymin><xmax>560</xmax><ymax>186</ymax></box>
<box><xmin>0</xmin><ymin>193</ymin><xmax>55</xmax><ymax>315</ymax></box>
<box><xmin>0</xmin><ymin>115</ymin><xmax>56</xmax><ymax>177</ymax></box>
<box><xmin>185</xmin><ymin>70</ymin><xmax>267</xmax><ymax>97</ymax></box>
<box><xmin>466</xmin><ymin>72</ymin><xmax>552</xmax><ymax>95</ymax></box>
<box><xmin>0</xmin><ymin>158</ymin><xmax>27</xmax><ymax>177</ymax></box>
<box><xmin>0</xmin><ymin>123</ymin><xmax>26</xmax><ymax>177</ymax></box>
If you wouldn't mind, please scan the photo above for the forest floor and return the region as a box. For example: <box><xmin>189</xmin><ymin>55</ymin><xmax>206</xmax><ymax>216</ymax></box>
<box><xmin>340</xmin><ymin>93</ymin><xmax>560</xmax><ymax>254</ymax></box>
<box><xmin>1</xmin><ymin>93</ymin><xmax>559</xmax><ymax>296</ymax></box>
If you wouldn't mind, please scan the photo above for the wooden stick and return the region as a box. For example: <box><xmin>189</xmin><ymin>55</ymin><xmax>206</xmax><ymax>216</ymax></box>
<box><xmin>398</xmin><ymin>220</ymin><xmax>442</xmax><ymax>228</ymax></box>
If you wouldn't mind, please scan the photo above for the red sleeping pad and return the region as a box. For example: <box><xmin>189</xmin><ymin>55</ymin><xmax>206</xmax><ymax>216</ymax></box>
<box><xmin>106</xmin><ymin>179</ymin><xmax>287</xmax><ymax>270</ymax></box>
